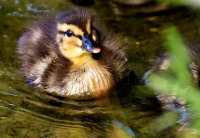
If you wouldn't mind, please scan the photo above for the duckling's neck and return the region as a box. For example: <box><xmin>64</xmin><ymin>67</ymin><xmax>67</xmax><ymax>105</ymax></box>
<box><xmin>70</xmin><ymin>53</ymin><xmax>97</xmax><ymax>67</ymax></box>
<box><xmin>63</xmin><ymin>53</ymin><xmax>115</xmax><ymax>99</ymax></box>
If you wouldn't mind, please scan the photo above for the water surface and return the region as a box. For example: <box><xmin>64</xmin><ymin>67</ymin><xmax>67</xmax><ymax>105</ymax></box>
<box><xmin>0</xmin><ymin>0</ymin><xmax>200</xmax><ymax>137</ymax></box>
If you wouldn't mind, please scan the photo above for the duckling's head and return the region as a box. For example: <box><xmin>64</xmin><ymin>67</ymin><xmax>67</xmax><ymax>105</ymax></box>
<box><xmin>55</xmin><ymin>10</ymin><xmax>101</xmax><ymax>64</ymax></box>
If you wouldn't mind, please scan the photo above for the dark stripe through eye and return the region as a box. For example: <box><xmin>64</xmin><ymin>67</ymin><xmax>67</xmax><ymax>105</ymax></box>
<box><xmin>76</xmin><ymin>35</ymin><xmax>82</xmax><ymax>40</ymax></box>
<box><xmin>58</xmin><ymin>31</ymin><xmax>65</xmax><ymax>35</ymax></box>
<box><xmin>58</xmin><ymin>30</ymin><xmax>74</xmax><ymax>37</ymax></box>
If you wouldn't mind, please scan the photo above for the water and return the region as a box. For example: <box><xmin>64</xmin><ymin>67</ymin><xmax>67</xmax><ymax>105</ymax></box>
<box><xmin>0</xmin><ymin>0</ymin><xmax>200</xmax><ymax>137</ymax></box>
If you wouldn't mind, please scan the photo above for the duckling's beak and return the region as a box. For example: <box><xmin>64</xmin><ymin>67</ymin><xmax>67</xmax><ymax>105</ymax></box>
<box><xmin>82</xmin><ymin>36</ymin><xmax>101</xmax><ymax>53</ymax></box>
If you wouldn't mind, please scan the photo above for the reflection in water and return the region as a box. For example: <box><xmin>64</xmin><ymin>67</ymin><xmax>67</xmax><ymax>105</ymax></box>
<box><xmin>0</xmin><ymin>72</ymin><xmax>162</xmax><ymax>138</ymax></box>
<box><xmin>0</xmin><ymin>0</ymin><xmax>199</xmax><ymax>138</ymax></box>
<box><xmin>0</xmin><ymin>84</ymin><xmax>137</xmax><ymax>138</ymax></box>
<box><xmin>0</xmin><ymin>75</ymin><xmax>170</xmax><ymax>138</ymax></box>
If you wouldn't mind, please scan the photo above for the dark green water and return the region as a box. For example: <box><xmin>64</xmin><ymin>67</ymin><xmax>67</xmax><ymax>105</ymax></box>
<box><xmin>0</xmin><ymin>0</ymin><xmax>200</xmax><ymax>137</ymax></box>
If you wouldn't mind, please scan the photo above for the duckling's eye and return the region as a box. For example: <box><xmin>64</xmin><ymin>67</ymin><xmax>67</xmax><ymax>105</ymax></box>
<box><xmin>64</xmin><ymin>29</ymin><xmax>74</xmax><ymax>37</ymax></box>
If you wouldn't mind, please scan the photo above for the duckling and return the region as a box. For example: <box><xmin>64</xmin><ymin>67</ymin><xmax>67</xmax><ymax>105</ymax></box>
<box><xmin>17</xmin><ymin>9</ymin><xmax>130</xmax><ymax>100</ymax></box>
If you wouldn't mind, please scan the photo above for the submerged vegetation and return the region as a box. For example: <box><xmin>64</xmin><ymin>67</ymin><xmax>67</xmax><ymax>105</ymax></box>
<box><xmin>147</xmin><ymin>0</ymin><xmax>200</xmax><ymax>136</ymax></box>
<box><xmin>149</xmin><ymin>27</ymin><xmax>200</xmax><ymax>136</ymax></box>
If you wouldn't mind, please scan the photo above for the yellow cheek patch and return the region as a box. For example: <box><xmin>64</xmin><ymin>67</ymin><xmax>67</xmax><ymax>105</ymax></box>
<box><xmin>60</xmin><ymin>36</ymin><xmax>82</xmax><ymax>51</ymax></box>
<box><xmin>59</xmin><ymin>42</ymin><xmax>93</xmax><ymax>66</ymax></box>
<box><xmin>59</xmin><ymin>42</ymin><xmax>84</xmax><ymax>59</ymax></box>
<box><xmin>62</xmin><ymin>37</ymin><xmax>82</xmax><ymax>48</ymax></box>
<box><xmin>57</xmin><ymin>23</ymin><xmax>84</xmax><ymax>36</ymax></box>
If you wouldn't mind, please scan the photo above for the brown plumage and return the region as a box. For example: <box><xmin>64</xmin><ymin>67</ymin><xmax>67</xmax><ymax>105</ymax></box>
<box><xmin>17</xmin><ymin>9</ymin><xmax>129</xmax><ymax>100</ymax></box>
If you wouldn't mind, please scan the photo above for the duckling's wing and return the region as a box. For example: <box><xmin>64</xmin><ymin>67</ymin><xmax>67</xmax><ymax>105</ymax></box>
<box><xmin>101</xmin><ymin>34</ymin><xmax>128</xmax><ymax>80</ymax></box>
<box><xmin>17</xmin><ymin>19</ymin><xmax>58</xmax><ymax>85</ymax></box>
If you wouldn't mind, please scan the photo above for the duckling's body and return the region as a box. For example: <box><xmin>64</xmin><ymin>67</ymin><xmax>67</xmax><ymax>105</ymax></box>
<box><xmin>17</xmin><ymin>9</ymin><xmax>128</xmax><ymax>100</ymax></box>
